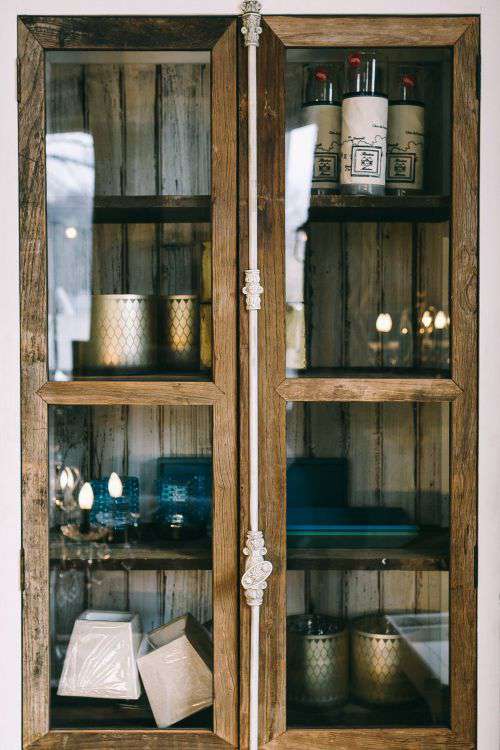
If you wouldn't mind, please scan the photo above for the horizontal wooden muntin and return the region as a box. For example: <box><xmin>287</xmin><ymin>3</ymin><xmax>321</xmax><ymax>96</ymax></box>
<box><xmin>277</xmin><ymin>377</ymin><xmax>462</xmax><ymax>403</ymax></box>
<box><xmin>38</xmin><ymin>380</ymin><xmax>222</xmax><ymax>405</ymax></box>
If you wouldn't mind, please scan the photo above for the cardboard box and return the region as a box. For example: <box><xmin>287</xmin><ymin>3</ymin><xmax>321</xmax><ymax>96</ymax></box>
<box><xmin>57</xmin><ymin>610</ymin><xmax>142</xmax><ymax>700</ymax></box>
<box><xmin>138</xmin><ymin>613</ymin><xmax>213</xmax><ymax>728</ymax></box>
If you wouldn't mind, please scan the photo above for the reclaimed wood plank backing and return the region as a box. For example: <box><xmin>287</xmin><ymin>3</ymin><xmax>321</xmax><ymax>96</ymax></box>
<box><xmin>161</xmin><ymin>63</ymin><xmax>210</xmax><ymax>196</ymax></box>
<box><xmin>380</xmin><ymin>223</ymin><xmax>413</xmax><ymax>368</ymax></box>
<box><xmin>123</xmin><ymin>64</ymin><xmax>157</xmax><ymax>295</ymax></box>
<box><xmin>308</xmin><ymin>224</ymin><xmax>343</xmax><ymax>369</ymax></box>
<box><xmin>86</xmin><ymin>64</ymin><xmax>125</xmax><ymax>296</ymax></box>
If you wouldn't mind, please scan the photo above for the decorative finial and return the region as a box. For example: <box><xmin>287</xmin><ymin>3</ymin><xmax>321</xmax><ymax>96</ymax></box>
<box><xmin>241</xmin><ymin>0</ymin><xmax>262</xmax><ymax>47</ymax></box>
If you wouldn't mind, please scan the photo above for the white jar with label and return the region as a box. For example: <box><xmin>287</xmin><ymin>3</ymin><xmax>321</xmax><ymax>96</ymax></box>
<box><xmin>302</xmin><ymin>64</ymin><xmax>342</xmax><ymax>194</ymax></box>
<box><xmin>340</xmin><ymin>51</ymin><xmax>388</xmax><ymax>196</ymax></box>
<box><xmin>387</xmin><ymin>70</ymin><xmax>425</xmax><ymax>194</ymax></box>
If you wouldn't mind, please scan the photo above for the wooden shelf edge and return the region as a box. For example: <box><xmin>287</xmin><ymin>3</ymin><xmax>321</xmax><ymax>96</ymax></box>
<box><xmin>287</xmin><ymin>550</ymin><xmax>448</xmax><ymax>572</ymax></box>
<box><xmin>50</xmin><ymin>531</ymin><xmax>447</xmax><ymax>572</ymax></box>
<box><xmin>38</xmin><ymin>380</ymin><xmax>222</xmax><ymax>406</ymax></box>
<box><xmin>277</xmin><ymin>378</ymin><xmax>462</xmax><ymax>403</ymax></box>
<box><xmin>92</xmin><ymin>195</ymin><xmax>211</xmax><ymax>224</ymax></box>
<box><xmin>306</xmin><ymin>194</ymin><xmax>450</xmax><ymax>223</ymax></box>
<box><xmin>50</xmin><ymin>540</ymin><xmax>212</xmax><ymax>571</ymax></box>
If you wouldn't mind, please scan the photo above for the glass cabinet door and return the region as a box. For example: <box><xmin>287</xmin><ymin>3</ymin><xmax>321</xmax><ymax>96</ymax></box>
<box><xmin>251</xmin><ymin>14</ymin><xmax>478</xmax><ymax>750</ymax></box>
<box><xmin>45</xmin><ymin>48</ymin><xmax>217</xmax><ymax>381</ymax></box>
<box><xmin>285</xmin><ymin>47</ymin><xmax>451</xmax><ymax>378</ymax></box>
<box><xmin>19</xmin><ymin>16</ymin><xmax>237</xmax><ymax>749</ymax></box>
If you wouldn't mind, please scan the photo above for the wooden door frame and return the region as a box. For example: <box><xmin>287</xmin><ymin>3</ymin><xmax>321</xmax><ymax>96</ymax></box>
<box><xmin>18</xmin><ymin>15</ymin><xmax>239</xmax><ymax>749</ymax></box>
<box><xmin>237</xmin><ymin>14</ymin><xmax>479</xmax><ymax>750</ymax></box>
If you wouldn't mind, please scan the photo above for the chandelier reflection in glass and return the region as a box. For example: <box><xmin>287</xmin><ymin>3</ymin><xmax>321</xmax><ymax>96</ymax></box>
<box><xmin>371</xmin><ymin>301</ymin><xmax>449</xmax><ymax>369</ymax></box>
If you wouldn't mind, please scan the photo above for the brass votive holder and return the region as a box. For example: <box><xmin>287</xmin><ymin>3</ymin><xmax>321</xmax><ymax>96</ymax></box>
<box><xmin>350</xmin><ymin>614</ymin><xmax>419</xmax><ymax>706</ymax></box>
<box><xmin>287</xmin><ymin>614</ymin><xmax>349</xmax><ymax>708</ymax></box>
<box><xmin>160</xmin><ymin>294</ymin><xmax>200</xmax><ymax>370</ymax></box>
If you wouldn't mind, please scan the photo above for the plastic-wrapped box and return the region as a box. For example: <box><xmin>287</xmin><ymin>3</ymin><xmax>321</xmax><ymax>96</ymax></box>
<box><xmin>57</xmin><ymin>610</ymin><xmax>142</xmax><ymax>700</ymax></box>
<box><xmin>137</xmin><ymin>613</ymin><xmax>213</xmax><ymax>728</ymax></box>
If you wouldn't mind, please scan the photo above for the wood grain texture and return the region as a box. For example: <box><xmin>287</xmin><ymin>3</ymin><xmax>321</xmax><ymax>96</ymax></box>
<box><xmin>211</xmin><ymin>21</ymin><xmax>239</xmax><ymax>747</ymax></box>
<box><xmin>264</xmin><ymin>15</ymin><xmax>476</xmax><ymax>47</ymax></box>
<box><xmin>263</xmin><ymin>728</ymin><xmax>474</xmax><ymax>750</ymax></box>
<box><xmin>449</xmin><ymin>19</ymin><xmax>479</xmax><ymax>745</ymax></box>
<box><xmin>27</xmin><ymin>731</ymin><xmax>232</xmax><ymax>749</ymax></box>
<box><xmin>259</xmin><ymin>14</ymin><xmax>478</xmax><ymax>750</ymax></box>
<box><xmin>255</xmin><ymin>22</ymin><xmax>287</xmax><ymax>747</ymax></box>
<box><xmin>21</xmin><ymin>16</ymin><xmax>234</xmax><ymax>51</ymax></box>
<box><xmin>38</xmin><ymin>381</ymin><xmax>222</xmax><ymax>405</ymax></box>
<box><xmin>277</xmin><ymin>378</ymin><xmax>462</xmax><ymax>402</ymax></box>
<box><xmin>22</xmin><ymin>15</ymin><xmax>239</xmax><ymax>749</ymax></box>
<box><xmin>18</xmin><ymin>20</ymin><xmax>50</xmax><ymax>748</ymax></box>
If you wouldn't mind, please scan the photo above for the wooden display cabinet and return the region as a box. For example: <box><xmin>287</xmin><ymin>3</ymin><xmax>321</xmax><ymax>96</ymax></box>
<box><xmin>19</xmin><ymin>12</ymin><xmax>478</xmax><ymax>750</ymax></box>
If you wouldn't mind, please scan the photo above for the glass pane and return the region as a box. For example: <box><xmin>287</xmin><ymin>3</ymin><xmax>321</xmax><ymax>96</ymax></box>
<box><xmin>285</xmin><ymin>49</ymin><xmax>451</xmax><ymax>376</ymax></box>
<box><xmin>46</xmin><ymin>52</ymin><xmax>212</xmax><ymax>380</ymax></box>
<box><xmin>49</xmin><ymin>405</ymin><xmax>213</xmax><ymax>730</ymax></box>
<box><xmin>286</xmin><ymin>402</ymin><xmax>450</xmax><ymax>728</ymax></box>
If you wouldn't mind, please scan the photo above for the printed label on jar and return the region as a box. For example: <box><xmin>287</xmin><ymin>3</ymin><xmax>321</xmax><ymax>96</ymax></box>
<box><xmin>303</xmin><ymin>104</ymin><xmax>342</xmax><ymax>190</ymax></box>
<box><xmin>387</xmin><ymin>103</ymin><xmax>425</xmax><ymax>190</ymax></box>
<box><xmin>340</xmin><ymin>95</ymin><xmax>388</xmax><ymax>187</ymax></box>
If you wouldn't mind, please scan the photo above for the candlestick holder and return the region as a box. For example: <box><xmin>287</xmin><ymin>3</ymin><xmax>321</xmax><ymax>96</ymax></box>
<box><xmin>60</xmin><ymin>524</ymin><xmax>110</xmax><ymax>543</ymax></box>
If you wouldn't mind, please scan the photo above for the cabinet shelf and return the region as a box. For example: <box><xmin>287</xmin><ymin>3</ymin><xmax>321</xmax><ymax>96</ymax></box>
<box><xmin>91</xmin><ymin>195</ymin><xmax>211</xmax><ymax>224</ymax></box>
<box><xmin>307</xmin><ymin>195</ymin><xmax>450</xmax><ymax>223</ymax></box>
<box><xmin>287</xmin><ymin>529</ymin><xmax>448</xmax><ymax>571</ymax></box>
<box><xmin>51</xmin><ymin>691</ymin><xmax>212</xmax><ymax>730</ymax></box>
<box><xmin>50</xmin><ymin>529</ymin><xmax>447</xmax><ymax>572</ymax></box>
<box><xmin>50</xmin><ymin>538</ymin><xmax>212</xmax><ymax>570</ymax></box>
<box><xmin>287</xmin><ymin>698</ymin><xmax>440</xmax><ymax>729</ymax></box>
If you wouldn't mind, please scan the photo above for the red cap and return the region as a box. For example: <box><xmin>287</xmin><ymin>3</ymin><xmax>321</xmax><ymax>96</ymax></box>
<box><xmin>348</xmin><ymin>52</ymin><xmax>362</xmax><ymax>68</ymax></box>
<box><xmin>314</xmin><ymin>66</ymin><xmax>329</xmax><ymax>82</ymax></box>
<box><xmin>402</xmin><ymin>73</ymin><xmax>417</xmax><ymax>88</ymax></box>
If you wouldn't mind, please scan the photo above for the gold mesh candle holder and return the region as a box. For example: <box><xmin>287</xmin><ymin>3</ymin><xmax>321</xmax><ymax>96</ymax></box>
<box><xmin>350</xmin><ymin>614</ymin><xmax>418</xmax><ymax>706</ymax></box>
<box><xmin>76</xmin><ymin>294</ymin><xmax>157</xmax><ymax>373</ymax></box>
<box><xmin>287</xmin><ymin>614</ymin><xmax>349</xmax><ymax>708</ymax></box>
<box><xmin>160</xmin><ymin>295</ymin><xmax>200</xmax><ymax>370</ymax></box>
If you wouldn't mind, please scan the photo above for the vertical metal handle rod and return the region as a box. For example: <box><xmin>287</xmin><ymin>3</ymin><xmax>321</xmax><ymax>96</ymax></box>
<box><xmin>240</xmin><ymin>4</ymin><xmax>272</xmax><ymax>750</ymax></box>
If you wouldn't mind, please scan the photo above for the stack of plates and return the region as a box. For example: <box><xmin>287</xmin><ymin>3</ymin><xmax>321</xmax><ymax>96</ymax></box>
<box><xmin>287</xmin><ymin>507</ymin><xmax>419</xmax><ymax>548</ymax></box>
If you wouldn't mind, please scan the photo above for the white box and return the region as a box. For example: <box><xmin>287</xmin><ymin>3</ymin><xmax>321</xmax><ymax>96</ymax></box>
<box><xmin>137</xmin><ymin>613</ymin><xmax>213</xmax><ymax>728</ymax></box>
<box><xmin>57</xmin><ymin>610</ymin><xmax>142</xmax><ymax>700</ymax></box>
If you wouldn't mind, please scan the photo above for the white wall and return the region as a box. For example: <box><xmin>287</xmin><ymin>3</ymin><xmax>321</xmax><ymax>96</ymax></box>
<box><xmin>1</xmin><ymin>2</ymin><xmax>498</xmax><ymax>748</ymax></box>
